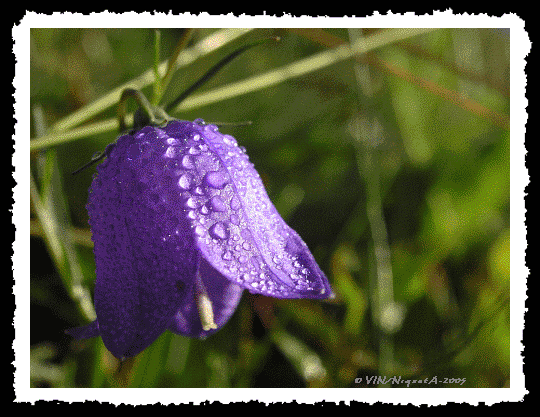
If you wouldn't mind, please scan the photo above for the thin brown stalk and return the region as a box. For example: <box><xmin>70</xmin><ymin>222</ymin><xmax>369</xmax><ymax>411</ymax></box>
<box><xmin>288</xmin><ymin>28</ymin><xmax>509</xmax><ymax>130</ymax></box>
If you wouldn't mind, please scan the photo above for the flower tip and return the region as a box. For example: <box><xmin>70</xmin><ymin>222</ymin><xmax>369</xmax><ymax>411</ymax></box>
<box><xmin>202</xmin><ymin>322</ymin><xmax>218</xmax><ymax>331</ymax></box>
<box><xmin>196</xmin><ymin>289</ymin><xmax>219</xmax><ymax>332</ymax></box>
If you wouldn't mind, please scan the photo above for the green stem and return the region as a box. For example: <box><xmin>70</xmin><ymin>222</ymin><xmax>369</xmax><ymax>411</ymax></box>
<box><xmin>158</xmin><ymin>28</ymin><xmax>194</xmax><ymax>105</ymax></box>
<box><xmin>152</xmin><ymin>29</ymin><xmax>162</xmax><ymax>106</ymax></box>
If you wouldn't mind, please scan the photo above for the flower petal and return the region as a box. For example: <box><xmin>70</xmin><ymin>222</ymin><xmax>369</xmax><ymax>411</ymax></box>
<box><xmin>65</xmin><ymin>319</ymin><xmax>100</xmax><ymax>339</ymax></box>
<box><xmin>87</xmin><ymin>130</ymin><xmax>198</xmax><ymax>358</ymax></box>
<box><xmin>162</xmin><ymin>120</ymin><xmax>332</xmax><ymax>299</ymax></box>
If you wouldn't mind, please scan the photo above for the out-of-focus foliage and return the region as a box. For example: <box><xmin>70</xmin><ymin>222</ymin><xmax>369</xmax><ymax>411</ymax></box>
<box><xmin>30</xmin><ymin>28</ymin><xmax>510</xmax><ymax>388</ymax></box>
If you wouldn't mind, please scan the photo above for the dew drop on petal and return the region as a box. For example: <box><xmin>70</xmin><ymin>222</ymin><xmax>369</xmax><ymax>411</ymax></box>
<box><xmin>230</xmin><ymin>196</ymin><xmax>241</xmax><ymax>210</ymax></box>
<box><xmin>186</xmin><ymin>197</ymin><xmax>198</xmax><ymax>209</ymax></box>
<box><xmin>205</xmin><ymin>171</ymin><xmax>229</xmax><ymax>189</ymax></box>
<box><xmin>182</xmin><ymin>154</ymin><xmax>195</xmax><ymax>169</ymax></box>
<box><xmin>210</xmin><ymin>195</ymin><xmax>227</xmax><ymax>212</ymax></box>
<box><xmin>209</xmin><ymin>222</ymin><xmax>229</xmax><ymax>240</ymax></box>
<box><xmin>194</xmin><ymin>225</ymin><xmax>206</xmax><ymax>236</ymax></box>
<box><xmin>178</xmin><ymin>173</ymin><xmax>192</xmax><ymax>190</ymax></box>
<box><xmin>232</xmin><ymin>158</ymin><xmax>243</xmax><ymax>170</ymax></box>
<box><xmin>165</xmin><ymin>146</ymin><xmax>176</xmax><ymax>158</ymax></box>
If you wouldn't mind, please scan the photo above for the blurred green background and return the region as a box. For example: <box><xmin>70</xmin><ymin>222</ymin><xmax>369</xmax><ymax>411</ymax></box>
<box><xmin>30</xmin><ymin>28</ymin><xmax>510</xmax><ymax>388</ymax></box>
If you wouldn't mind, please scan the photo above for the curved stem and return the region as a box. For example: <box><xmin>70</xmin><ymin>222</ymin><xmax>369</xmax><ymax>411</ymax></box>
<box><xmin>117</xmin><ymin>89</ymin><xmax>157</xmax><ymax>132</ymax></box>
<box><xmin>165</xmin><ymin>36</ymin><xmax>280</xmax><ymax>113</ymax></box>
<box><xmin>117</xmin><ymin>89</ymin><xmax>173</xmax><ymax>132</ymax></box>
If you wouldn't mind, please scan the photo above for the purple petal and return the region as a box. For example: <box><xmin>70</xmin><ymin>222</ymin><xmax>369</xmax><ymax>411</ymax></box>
<box><xmin>65</xmin><ymin>320</ymin><xmax>100</xmax><ymax>339</ymax></box>
<box><xmin>87</xmin><ymin>130</ymin><xmax>198</xmax><ymax>358</ymax></box>
<box><xmin>163</xmin><ymin>120</ymin><xmax>332</xmax><ymax>299</ymax></box>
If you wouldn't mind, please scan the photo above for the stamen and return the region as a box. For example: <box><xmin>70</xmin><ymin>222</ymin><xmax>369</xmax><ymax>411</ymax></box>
<box><xmin>195</xmin><ymin>262</ymin><xmax>217</xmax><ymax>331</ymax></box>
<box><xmin>196</xmin><ymin>291</ymin><xmax>218</xmax><ymax>331</ymax></box>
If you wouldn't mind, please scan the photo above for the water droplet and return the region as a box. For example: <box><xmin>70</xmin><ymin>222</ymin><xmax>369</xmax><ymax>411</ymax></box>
<box><xmin>200</xmin><ymin>205</ymin><xmax>209</xmax><ymax>215</ymax></box>
<box><xmin>204</xmin><ymin>124</ymin><xmax>219</xmax><ymax>132</ymax></box>
<box><xmin>194</xmin><ymin>118</ymin><xmax>205</xmax><ymax>125</ymax></box>
<box><xmin>210</xmin><ymin>195</ymin><xmax>227</xmax><ymax>212</ymax></box>
<box><xmin>178</xmin><ymin>173</ymin><xmax>192</xmax><ymax>190</ymax></box>
<box><xmin>232</xmin><ymin>158</ymin><xmax>243</xmax><ymax>170</ymax></box>
<box><xmin>222</xmin><ymin>250</ymin><xmax>232</xmax><ymax>261</ymax></box>
<box><xmin>209</xmin><ymin>222</ymin><xmax>229</xmax><ymax>240</ymax></box>
<box><xmin>242</xmin><ymin>242</ymin><xmax>251</xmax><ymax>251</ymax></box>
<box><xmin>186</xmin><ymin>197</ymin><xmax>198</xmax><ymax>209</ymax></box>
<box><xmin>189</xmin><ymin>146</ymin><xmax>200</xmax><ymax>155</ymax></box>
<box><xmin>192</xmin><ymin>133</ymin><xmax>201</xmax><ymax>141</ymax></box>
<box><xmin>230</xmin><ymin>196</ymin><xmax>241</xmax><ymax>210</ymax></box>
<box><xmin>194</xmin><ymin>225</ymin><xmax>205</xmax><ymax>236</ymax></box>
<box><xmin>165</xmin><ymin>146</ymin><xmax>176</xmax><ymax>158</ymax></box>
<box><xmin>167</xmin><ymin>138</ymin><xmax>178</xmax><ymax>145</ymax></box>
<box><xmin>205</xmin><ymin>171</ymin><xmax>229</xmax><ymax>189</ymax></box>
<box><xmin>182</xmin><ymin>155</ymin><xmax>195</xmax><ymax>169</ymax></box>
<box><xmin>230</xmin><ymin>214</ymin><xmax>240</xmax><ymax>225</ymax></box>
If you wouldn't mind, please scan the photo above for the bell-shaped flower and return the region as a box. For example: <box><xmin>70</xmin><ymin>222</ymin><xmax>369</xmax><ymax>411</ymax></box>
<box><xmin>67</xmin><ymin>119</ymin><xmax>332</xmax><ymax>359</ymax></box>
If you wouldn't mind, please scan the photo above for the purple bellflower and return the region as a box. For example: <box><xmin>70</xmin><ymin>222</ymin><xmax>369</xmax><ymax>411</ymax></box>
<box><xmin>67</xmin><ymin>118</ymin><xmax>333</xmax><ymax>359</ymax></box>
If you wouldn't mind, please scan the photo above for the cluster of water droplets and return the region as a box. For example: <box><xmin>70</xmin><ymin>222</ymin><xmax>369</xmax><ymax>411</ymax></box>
<box><xmin>101</xmin><ymin>119</ymin><xmax>327</xmax><ymax>299</ymax></box>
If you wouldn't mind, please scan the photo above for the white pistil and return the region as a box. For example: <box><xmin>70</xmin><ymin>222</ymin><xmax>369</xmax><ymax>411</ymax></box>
<box><xmin>195</xmin><ymin>261</ymin><xmax>217</xmax><ymax>331</ymax></box>
<box><xmin>196</xmin><ymin>291</ymin><xmax>218</xmax><ymax>331</ymax></box>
